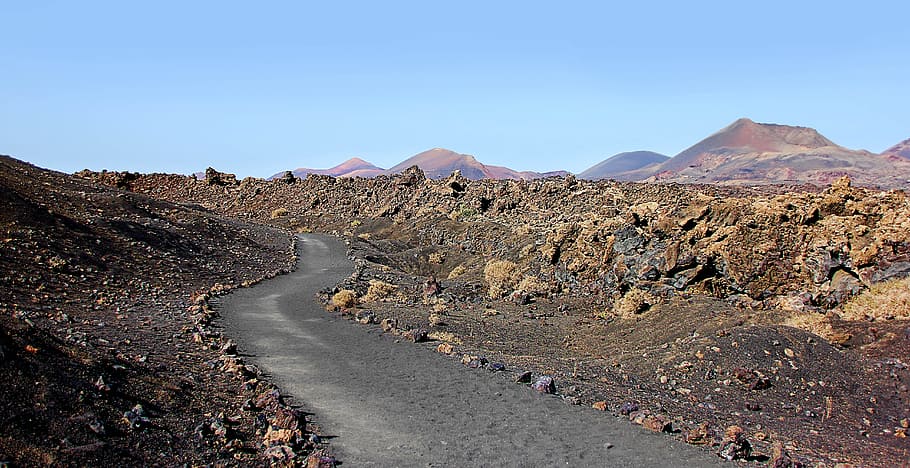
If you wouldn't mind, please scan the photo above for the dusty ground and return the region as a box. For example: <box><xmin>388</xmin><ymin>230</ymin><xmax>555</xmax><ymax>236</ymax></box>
<box><xmin>0</xmin><ymin>156</ymin><xmax>333</xmax><ymax>466</ymax></box>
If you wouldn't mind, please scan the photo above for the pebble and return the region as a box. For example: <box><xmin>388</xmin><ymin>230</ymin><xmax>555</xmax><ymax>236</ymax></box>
<box><xmin>531</xmin><ymin>376</ymin><xmax>556</xmax><ymax>394</ymax></box>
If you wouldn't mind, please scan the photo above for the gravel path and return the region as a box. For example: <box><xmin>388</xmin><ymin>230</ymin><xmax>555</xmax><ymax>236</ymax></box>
<box><xmin>218</xmin><ymin>233</ymin><xmax>723</xmax><ymax>467</ymax></box>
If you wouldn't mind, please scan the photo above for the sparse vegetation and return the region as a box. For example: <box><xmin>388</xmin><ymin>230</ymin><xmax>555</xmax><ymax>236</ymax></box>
<box><xmin>841</xmin><ymin>276</ymin><xmax>910</xmax><ymax>321</ymax></box>
<box><xmin>332</xmin><ymin>289</ymin><xmax>358</xmax><ymax>308</ymax></box>
<box><xmin>447</xmin><ymin>264</ymin><xmax>466</xmax><ymax>279</ymax></box>
<box><xmin>784</xmin><ymin>312</ymin><xmax>836</xmax><ymax>340</ymax></box>
<box><xmin>615</xmin><ymin>288</ymin><xmax>655</xmax><ymax>317</ymax></box>
<box><xmin>517</xmin><ymin>275</ymin><xmax>549</xmax><ymax>296</ymax></box>
<box><xmin>484</xmin><ymin>259</ymin><xmax>519</xmax><ymax>298</ymax></box>
<box><xmin>361</xmin><ymin>279</ymin><xmax>398</xmax><ymax>302</ymax></box>
<box><xmin>428</xmin><ymin>252</ymin><xmax>445</xmax><ymax>264</ymax></box>
<box><xmin>452</xmin><ymin>204</ymin><xmax>477</xmax><ymax>221</ymax></box>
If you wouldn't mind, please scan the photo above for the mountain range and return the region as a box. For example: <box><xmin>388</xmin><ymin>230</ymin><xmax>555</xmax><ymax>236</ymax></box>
<box><xmin>270</xmin><ymin>148</ymin><xmax>567</xmax><ymax>181</ymax></box>
<box><xmin>266</xmin><ymin>119</ymin><xmax>910</xmax><ymax>188</ymax></box>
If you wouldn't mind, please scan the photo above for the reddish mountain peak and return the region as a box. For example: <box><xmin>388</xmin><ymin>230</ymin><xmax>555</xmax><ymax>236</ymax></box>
<box><xmin>332</xmin><ymin>157</ymin><xmax>382</xmax><ymax>172</ymax></box>
<box><xmin>712</xmin><ymin>118</ymin><xmax>835</xmax><ymax>152</ymax></box>
<box><xmin>662</xmin><ymin>118</ymin><xmax>837</xmax><ymax>172</ymax></box>
<box><xmin>384</xmin><ymin>148</ymin><xmax>488</xmax><ymax>179</ymax></box>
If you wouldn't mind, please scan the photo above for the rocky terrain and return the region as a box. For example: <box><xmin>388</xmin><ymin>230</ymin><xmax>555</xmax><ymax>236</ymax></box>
<box><xmin>0</xmin><ymin>156</ymin><xmax>337</xmax><ymax>466</ymax></box>
<box><xmin>82</xmin><ymin>164</ymin><xmax>910</xmax><ymax>465</ymax></box>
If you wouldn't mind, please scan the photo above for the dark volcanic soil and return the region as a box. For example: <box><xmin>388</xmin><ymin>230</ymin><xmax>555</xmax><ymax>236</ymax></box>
<box><xmin>0</xmin><ymin>156</ymin><xmax>331</xmax><ymax>466</ymax></box>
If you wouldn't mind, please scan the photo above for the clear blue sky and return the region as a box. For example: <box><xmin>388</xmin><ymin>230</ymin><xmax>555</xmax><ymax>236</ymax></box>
<box><xmin>2</xmin><ymin>1</ymin><xmax>907</xmax><ymax>177</ymax></box>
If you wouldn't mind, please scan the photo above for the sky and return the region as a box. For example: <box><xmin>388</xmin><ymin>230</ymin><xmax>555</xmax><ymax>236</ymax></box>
<box><xmin>1</xmin><ymin>1</ymin><xmax>908</xmax><ymax>177</ymax></box>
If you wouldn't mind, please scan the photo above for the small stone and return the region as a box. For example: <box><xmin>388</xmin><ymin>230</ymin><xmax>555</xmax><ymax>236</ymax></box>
<box><xmin>515</xmin><ymin>371</ymin><xmax>533</xmax><ymax>383</ymax></box>
<box><xmin>769</xmin><ymin>441</ymin><xmax>800</xmax><ymax>467</ymax></box>
<box><xmin>900</xmin><ymin>418</ymin><xmax>909</xmax><ymax>429</ymax></box>
<box><xmin>749</xmin><ymin>377</ymin><xmax>772</xmax><ymax>391</ymax></box>
<box><xmin>488</xmin><ymin>362</ymin><xmax>506</xmax><ymax>372</ymax></box>
<box><xmin>273</xmin><ymin>407</ymin><xmax>304</xmax><ymax>431</ymax></box>
<box><xmin>531</xmin><ymin>376</ymin><xmax>556</xmax><ymax>394</ymax></box>
<box><xmin>356</xmin><ymin>311</ymin><xmax>376</xmax><ymax>324</ymax></box>
<box><xmin>264</xmin><ymin>444</ymin><xmax>296</xmax><ymax>462</ymax></box>
<box><xmin>717</xmin><ymin>425</ymin><xmax>751</xmax><ymax>461</ymax></box>
<box><xmin>122</xmin><ymin>404</ymin><xmax>149</xmax><ymax>430</ymax></box>
<box><xmin>380</xmin><ymin>318</ymin><xmax>398</xmax><ymax>333</ymax></box>
<box><xmin>403</xmin><ymin>328</ymin><xmax>428</xmax><ymax>343</ymax></box>
<box><xmin>305</xmin><ymin>452</ymin><xmax>337</xmax><ymax>468</ymax></box>
<box><xmin>784</xmin><ymin>348</ymin><xmax>795</xmax><ymax>358</ymax></box>
<box><xmin>241</xmin><ymin>398</ymin><xmax>256</xmax><ymax>411</ymax></box>
<box><xmin>618</xmin><ymin>401</ymin><xmax>639</xmax><ymax>416</ymax></box>
<box><xmin>642</xmin><ymin>415</ymin><xmax>672</xmax><ymax>433</ymax></box>
<box><xmin>466</xmin><ymin>357</ymin><xmax>487</xmax><ymax>369</ymax></box>
<box><xmin>436</xmin><ymin>343</ymin><xmax>454</xmax><ymax>354</ymax></box>
<box><xmin>221</xmin><ymin>339</ymin><xmax>237</xmax><ymax>355</ymax></box>
<box><xmin>225</xmin><ymin>439</ymin><xmax>244</xmax><ymax>451</ymax></box>
<box><xmin>592</xmin><ymin>401</ymin><xmax>608</xmax><ymax>411</ymax></box>
<box><xmin>88</xmin><ymin>419</ymin><xmax>106</xmax><ymax>435</ymax></box>
<box><xmin>94</xmin><ymin>375</ymin><xmax>111</xmax><ymax>392</ymax></box>
<box><xmin>685</xmin><ymin>423</ymin><xmax>716</xmax><ymax>445</ymax></box>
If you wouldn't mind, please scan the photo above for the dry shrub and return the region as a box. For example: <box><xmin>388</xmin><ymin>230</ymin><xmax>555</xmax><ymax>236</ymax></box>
<box><xmin>784</xmin><ymin>312</ymin><xmax>836</xmax><ymax>340</ymax></box>
<box><xmin>841</xmin><ymin>276</ymin><xmax>910</xmax><ymax>321</ymax></box>
<box><xmin>270</xmin><ymin>207</ymin><xmax>288</xmax><ymax>219</ymax></box>
<box><xmin>428</xmin><ymin>331</ymin><xmax>462</xmax><ymax>344</ymax></box>
<box><xmin>484</xmin><ymin>260</ymin><xmax>519</xmax><ymax>299</ymax></box>
<box><xmin>615</xmin><ymin>288</ymin><xmax>655</xmax><ymax>318</ymax></box>
<box><xmin>517</xmin><ymin>275</ymin><xmax>549</xmax><ymax>296</ymax></box>
<box><xmin>447</xmin><ymin>264</ymin><xmax>466</xmax><ymax>279</ymax></box>
<box><xmin>331</xmin><ymin>289</ymin><xmax>357</xmax><ymax>308</ymax></box>
<box><xmin>361</xmin><ymin>280</ymin><xmax>398</xmax><ymax>302</ymax></box>
<box><xmin>428</xmin><ymin>252</ymin><xmax>445</xmax><ymax>264</ymax></box>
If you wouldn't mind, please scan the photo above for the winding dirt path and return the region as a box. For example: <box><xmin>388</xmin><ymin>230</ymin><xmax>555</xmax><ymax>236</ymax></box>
<box><xmin>218</xmin><ymin>234</ymin><xmax>722</xmax><ymax>467</ymax></box>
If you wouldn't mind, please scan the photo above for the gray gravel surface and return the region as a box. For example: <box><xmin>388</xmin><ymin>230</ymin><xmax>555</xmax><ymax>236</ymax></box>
<box><xmin>219</xmin><ymin>233</ymin><xmax>724</xmax><ymax>467</ymax></box>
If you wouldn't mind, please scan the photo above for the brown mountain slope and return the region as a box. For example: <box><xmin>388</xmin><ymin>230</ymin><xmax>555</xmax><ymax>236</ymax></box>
<box><xmin>0</xmin><ymin>156</ymin><xmax>327</xmax><ymax>466</ymax></box>
<box><xmin>270</xmin><ymin>157</ymin><xmax>384</xmax><ymax>179</ymax></box>
<box><xmin>649</xmin><ymin>118</ymin><xmax>910</xmax><ymax>188</ymax></box>
<box><xmin>882</xmin><ymin>138</ymin><xmax>910</xmax><ymax>160</ymax></box>
<box><xmin>578</xmin><ymin>151</ymin><xmax>669</xmax><ymax>180</ymax></box>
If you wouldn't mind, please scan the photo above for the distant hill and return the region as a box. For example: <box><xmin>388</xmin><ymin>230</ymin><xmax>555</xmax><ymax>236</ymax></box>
<box><xmin>577</xmin><ymin>151</ymin><xmax>669</xmax><ymax>180</ymax></box>
<box><xmin>383</xmin><ymin>148</ymin><xmax>565</xmax><ymax>180</ymax></box>
<box><xmin>882</xmin><ymin>138</ymin><xmax>910</xmax><ymax>160</ymax></box>
<box><xmin>269</xmin><ymin>157</ymin><xmax>384</xmax><ymax>179</ymax></box>
<box><xmin>646</xmin><ymin>118</ymin><xmax>910</xmax><ymax>188</ymax></box>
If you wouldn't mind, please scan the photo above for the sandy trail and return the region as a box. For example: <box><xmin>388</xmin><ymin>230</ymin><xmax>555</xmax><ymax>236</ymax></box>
<box><xmin>218</xmin><ymin>233</ymin><xmax>722</xmax><ymax>467</ymax></box>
